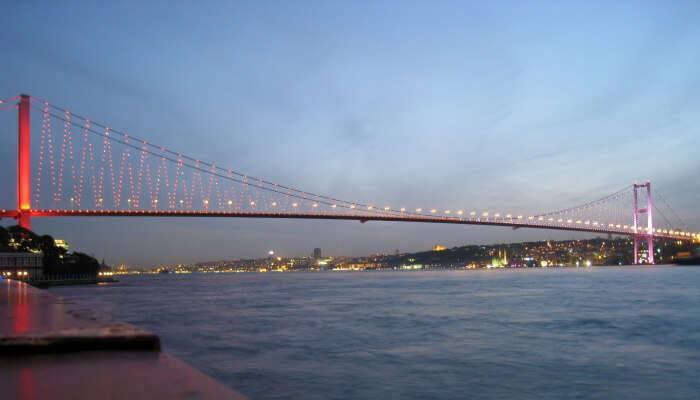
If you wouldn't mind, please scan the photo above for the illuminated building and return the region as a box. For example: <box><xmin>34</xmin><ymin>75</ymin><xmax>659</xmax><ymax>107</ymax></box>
<box><xmin>490</xmin><ymin>248</ymin><xmax>508</xmax><ymax>267</ymax></box>
<box><xmin>54</xmin><ymin>239</ymin><xmax>69</xmax><ymax>251</ymax></box>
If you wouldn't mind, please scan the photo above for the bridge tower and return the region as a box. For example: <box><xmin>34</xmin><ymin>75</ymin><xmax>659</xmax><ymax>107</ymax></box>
<box><xmin>17</xmin><ymin>94</ymin><xmax>31</xmax><ymax>230</ymax></box>
<box><xmin>633</xmin><ymin>182</ymin><xmax>653</xmax><ymax>264</ymax></box>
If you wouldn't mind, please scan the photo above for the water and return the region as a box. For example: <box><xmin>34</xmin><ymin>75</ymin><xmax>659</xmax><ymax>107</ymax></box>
<box><xmin>50</xmin><ymin>267</ymin><xmax>700</xmax><ymax>399</ymax></box>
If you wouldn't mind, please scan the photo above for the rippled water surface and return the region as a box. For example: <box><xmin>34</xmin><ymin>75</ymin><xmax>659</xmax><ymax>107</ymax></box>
<box><xmin>50</xmin><ymin>267</ymin><xmax>700</xmax><ymax>399</ymax></box>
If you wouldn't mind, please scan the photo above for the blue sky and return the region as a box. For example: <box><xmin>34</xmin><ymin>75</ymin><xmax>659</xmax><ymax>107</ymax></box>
<box><xmin>1</xmin><ymin>1</ymin><xmax>699</xmax><ymax>267</ymax></box>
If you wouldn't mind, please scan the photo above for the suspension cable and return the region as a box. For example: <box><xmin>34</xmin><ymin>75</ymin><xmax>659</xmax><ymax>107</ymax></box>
<box><xmin>534</xmin><ymin>185</ymin><xmax>633</xmax><ymax>218</ymax></box>
<box><xmin>31</xmin><ymin>105</ymin><xmax>410</xmax><ymax>217</ymax></box>
<box><xmin>654</xmin><ymin>189</ymin><xmax>688</xmax><ymax>231</ymax></box>
<box><xmin>653</xmin><ymin>204</ymin><xmax>676</xmax><ymax>230</ymax></box>
<box><xmin>30</xmin><ymin>98</ymin><xmax>396</xmax><ymax>213</ymax></box>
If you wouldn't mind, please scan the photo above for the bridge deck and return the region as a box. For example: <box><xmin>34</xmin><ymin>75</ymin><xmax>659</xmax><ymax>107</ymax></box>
<box><xmin>0</xmin><ymin>209</ymin><xmax>692</xmax><ymax>241</ymax></box>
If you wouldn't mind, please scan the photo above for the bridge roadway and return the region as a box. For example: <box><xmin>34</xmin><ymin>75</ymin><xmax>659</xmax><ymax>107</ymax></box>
<box><xmin>0</xmin><ymin>209</ymin><xmax>694</xmax><ymax>242</ymax></box>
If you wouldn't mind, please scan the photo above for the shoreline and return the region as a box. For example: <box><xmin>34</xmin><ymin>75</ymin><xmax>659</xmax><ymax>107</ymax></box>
<box><xmin>0</xmin><ymin>279</ymin><xmax>246</xmax><ymax>399</ymax></box>
<box><xmin>111</xmin><ymin>263</ymin><xmax>698</xmax><ymax>278</ymax></box>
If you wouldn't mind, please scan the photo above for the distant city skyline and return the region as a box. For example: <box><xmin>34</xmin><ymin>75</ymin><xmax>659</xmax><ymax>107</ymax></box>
<box><xmin>1</xmin><ymin>1</ymin><xmax>699</xmax><ymax>267</ymax></box>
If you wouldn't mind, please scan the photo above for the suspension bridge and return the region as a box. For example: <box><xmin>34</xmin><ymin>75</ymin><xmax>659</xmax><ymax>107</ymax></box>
<box><xmin>1</xmin><ymin>94</ymin><xmax>697</xmax><ymax>264</ymax></box>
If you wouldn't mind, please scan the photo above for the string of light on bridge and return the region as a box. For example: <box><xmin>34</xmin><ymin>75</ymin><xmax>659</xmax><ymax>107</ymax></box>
<box><xmin>0</xmin><ymin>94</ymin><xmax>696</xmax><ymax>242</ymax></box>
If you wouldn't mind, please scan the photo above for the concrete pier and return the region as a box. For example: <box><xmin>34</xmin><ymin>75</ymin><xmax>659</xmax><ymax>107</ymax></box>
<box><xmin>0</xmin><ymin>279</ymin><xmax>246</xmax><ymax>399</ymax></box>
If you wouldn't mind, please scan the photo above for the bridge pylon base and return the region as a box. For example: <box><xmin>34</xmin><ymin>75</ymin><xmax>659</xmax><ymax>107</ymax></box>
<box><xmin>17</xmin><ymin>211</ymin><xmax>31</xmax><ymax>231</ymax></box>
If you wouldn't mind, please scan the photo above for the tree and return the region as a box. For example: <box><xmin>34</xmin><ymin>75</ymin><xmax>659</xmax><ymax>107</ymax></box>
<box><xmin>71</xmin><ymin>252</ymin><xmax>101</xmax><ymax>275</ymax></box>
<box><xmin>39</xmin><ymin>234</ymin><xmax>66</xmax><ymax>269</ymax></box>
<box><xmin>0</xmin><ymin>226</ymin><xmax>9</xmax><ymax>250</ymax></box>
<box><xmin>7</xmin><ymin>225</ymin><xmax>40</xmax><ymax>252</ymax></box>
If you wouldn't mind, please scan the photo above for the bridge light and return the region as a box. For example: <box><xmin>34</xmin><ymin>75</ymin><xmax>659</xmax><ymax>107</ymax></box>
<box><xmin>416</xmin><ymin>208</ymin><xmax>423</xmax><ymax>213</ymax></box>
<box><xmin>517</xmin><ymin>215</ymin><xmax>523</xmax><ymax>219</ymax></box>
<box><xmin>401</xmin><ymin>207</ymin><xmax>406</xmax><ymax>212</ymax></box>
<box><xmin>457</xmin><ymin>210</ymin><xmax>463</xmax><ymax>215</ymax></box>
<box><xmin>494</xmin><ymin>213</ymin><xmax>500</xmax><ymax>218</ymax></box>
<box><xmin>349</xmin><ymin>204</ymin><xmax>355</xmax><ymax>209</ymax></box>
<box><xmin>272</xmin><ymin>202</ymin><xmax>277</xmax><ymax>207</ymax></box>
<box><xmin>548</xmin><ymin>217</ymin><xmax>553</xmax><ymax>222</ymax></box>
<box><xmin>482</xmin><ymin>212</ymin><xmax>488</xmax><ymax>217</ymax></box>
<box><xmin>567</xmin><ymin>219</ymin><xmax>573</xmax><ymax>223</ymax></box>
<box><xmin>445</xmin><ymin>210</ymin><xmax>450</xmax><ymax>214</ymax></box>
<box><xmin>584</xmin><ymin>221</ymin><xmax>590</xmax><ymax>225</ymax></box>
<box><xmin>538</xmin><ymin>216</ymin><xmax>544</xmax><ymax>221</ymax></box>
<box><xmin>313</xmin><ymin>203</ymin><xmax>318</xmax><ymax>208</ymax></box>
<box><xmin>332</xmin><ymin>204</ymin><xmax>337</xmax><ymax>209</ymax></box>
<box><xmin>623</xmin><ymin>225</ymin><xmax>628</xmax><ymax>229</ymax></box>
<box><xmin>528</xmin><ymin>216</ymin><xmax>534</xmax><ymax>220</ymax></box>
<box><xmin>506</xmin><ymin>214</ymin><xmax>512</xmax><ymax>218</ymax></box>
<box><xmin>367</xmin><ymin>205</ymin><xmax>372</xmax><ymax>210</ymax></box>
<box><xmin>384</xmin><ymin>206</ymin><xmax>390</xmax><ymax>211</ymax></box>
<box><xmin>557</xmin><ymin>218</ymin><xmax>563</xmax><ymax>223</ymax></box>
<box><xmin>577</xmin><ymin>220</ymin><xmax>582</xmax><ymax>224</ymax></box>
<box><xmin>470</xmin><ymin>211</ymin><xmax>476</xmax><ymax>216</ymax></box>
<box><xmin>179</xmin><ymin>200</ymin><xmax>184</xmax><ymax>204</ymax></box>
<box><xmin>228</xmin><ymin>200</ymin><xmax>233</xmax><ymax>205</ymax></box>
<box><xmin>431</xmin><ymin>209</ymin><xmax>437</xmax><ymax>214</ymax></box>
<box><xmin>248</xmin><ymin>201</ymin><xmax>254</xmax><ymax>206</ymax></box>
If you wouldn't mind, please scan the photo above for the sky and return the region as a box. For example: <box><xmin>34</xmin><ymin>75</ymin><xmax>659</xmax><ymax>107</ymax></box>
<box><xmin>1</xmin><ymin>1</ymin><xmax>699</xmax><ymax>267</ymax></box>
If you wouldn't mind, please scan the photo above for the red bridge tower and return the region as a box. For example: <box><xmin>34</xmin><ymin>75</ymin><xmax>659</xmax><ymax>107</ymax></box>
<box><xmin>17</xmin><ymin>94</ymin><xmax>31</xmax><ymax>230</ymax></box>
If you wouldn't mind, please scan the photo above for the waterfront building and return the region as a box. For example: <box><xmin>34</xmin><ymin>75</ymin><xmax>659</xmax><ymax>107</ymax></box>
<box><xmin>490</xmin><ymin>248</ymin><xmax>508</xmax><ymax>267</ymax></box>
<box><xmin>0</xmin><ymin>252</ymin><xmax>43</xmax><ymax>280</ymax></box>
